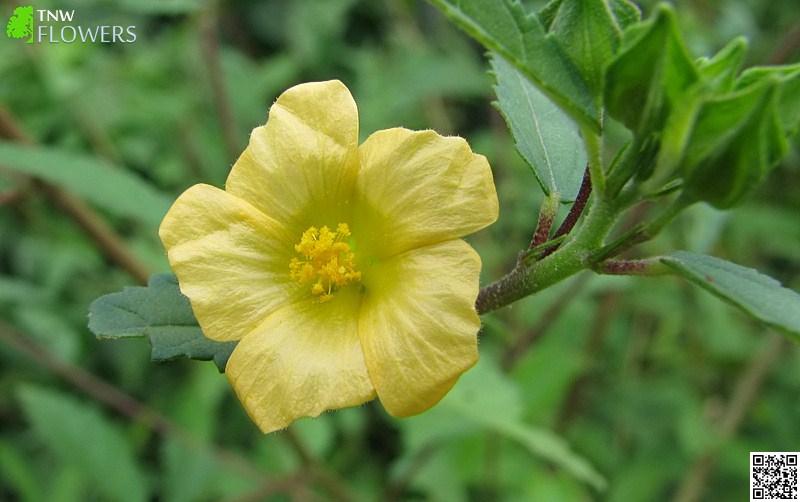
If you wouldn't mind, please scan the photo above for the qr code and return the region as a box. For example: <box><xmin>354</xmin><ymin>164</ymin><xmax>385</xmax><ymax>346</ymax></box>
<box><xmin>751</xmin><ymin>452</ymin><xmax>799</xmax><ymax>501</ymax></box>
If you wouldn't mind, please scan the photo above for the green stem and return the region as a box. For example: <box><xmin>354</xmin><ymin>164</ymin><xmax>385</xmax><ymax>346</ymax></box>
<box><xmin>590</xmin><ymin>193</ymin><xmax>692</xmax><ymax>262</ymax></box>
<box><xmin>605</xmin><ymin>138</ymin><xmax>641</xmax><ymax>197</ymax></box>
<box><xmin>581</xmin><ymin>124</ymin><xmax>606</xmax><ymax>196</ymax></box>
<box><xmin>476</xmin><ymin>196</ymin><xmax>622</xmax><ymax>315</ymax></box>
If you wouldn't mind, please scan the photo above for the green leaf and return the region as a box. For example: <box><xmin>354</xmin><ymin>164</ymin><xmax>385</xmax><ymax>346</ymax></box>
<box><xmin>17</xmin><ymin>385</ymin><xmax>149</xmax><ymax>502</ymax></box>
<box><xmin>538</xmin><ymin>0</ymin><xmax>563</xmax><ymax>31</ymax></box>
<box><xmin>491</xmin><ymin>53</ymin><xmax>587</xmax><ymax>201</ymax></box>
<box><xmin>696</xmin><ymin>37</ymin><xmax>748</xmax><ymax>93</ymax></box>
<box><xmin>681</xmin><ymin>78</ymin><xmax>786</xmax><ymax>208</ymax></box>
<box><xmin>604</xmin><ymin>4</ymin><xmax>698</xmax><ymax>135</ymax></box>
<box><xmin>0</xmin><ymin>142</ymin><xmax>172</xmax><ymax>229</ymax></box>
<box><xmin>736</xmin><ymin>63</ymin><xmax>800</xmax><ymax>136</ymax></box>
<box><xmin>88</xmin><ymin>273</ymin><xmax>236</xmax><ymax>372</ymax></box>
<box><xmin>661</xmin><ymin>251</ymin><xmax>800</xmax><ymax>342</ymax></box>
<box><xmin>647</xmin><ymin>38</ymin><xmax>755</xmax><ymax>195</ymax></box>
<box><xmin>548</xmin><ymin>0</ymin><xmax>623</xmax><ymax>99</ymax></box>
<box><xmin>608</xmin><ymin>0</ymin><xmax>641</xmax><ymax>29</ymax></box>
<box><xmin>428</xmin><ymin>0</ymin><xmax>599</xmax><ymax>131</ymax></box>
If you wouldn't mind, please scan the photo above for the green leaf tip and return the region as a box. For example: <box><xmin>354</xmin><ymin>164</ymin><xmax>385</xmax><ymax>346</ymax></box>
<box><xmin>662</xmin><ymin>251</ymin><xmax>800</xmax><ymax>343</ymax></box>
<box><xmin>88</xmin><ymin>273</ymin><xmax>236</xmax><ymax>372</ymax></box>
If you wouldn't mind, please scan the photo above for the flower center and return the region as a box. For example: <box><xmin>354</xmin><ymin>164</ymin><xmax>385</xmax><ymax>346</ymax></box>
<box><xmin>289</xmin><ymin>223</ymin><xmax>361</xmax><ymax>302</ymax></box>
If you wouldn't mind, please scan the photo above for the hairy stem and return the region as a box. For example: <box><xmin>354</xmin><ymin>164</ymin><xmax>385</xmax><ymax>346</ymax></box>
<box><xmin>539</xmin><ymin>166</ymin><xmax>592</xmax><ymax>258</ymax></box>
<box><xmin>528</xmin><ymin>192</ymin><xmax>560</xmax><ymax>251</ymax></box>
<box><xmin>582</xmin><ymin>124</ymin><xmax>605</xmax><ymax>195</ymax></box>
<box><xmin>476</xmin><ymin>196</ymin><xmax>621</xmax><ymax>315</ymax></box>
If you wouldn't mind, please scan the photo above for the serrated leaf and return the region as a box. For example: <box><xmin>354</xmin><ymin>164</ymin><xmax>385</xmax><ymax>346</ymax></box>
<box><xmin>661</xmin><ymin>251</ymin><xmax>800</xmax><ymax>342</ymax></box>
<box><xmin>0</xmin><ymin>142</ymin><xmax>172</xmax><ymax>229</ymax></box>
<box><xmin>88</xmin><ymin>273</ymin><xmax>236</xmax><ymax>372</ymax></box>
<box><xmin>491</xmin><ymin>53</ymin><xmax>587</xmax><ymax>201</ymax></box>
<box><xmin>17</xmin><ymin>385</ymin><xmax>148</xmax><ymax>502</ymax></box>
<box><xmin>428</xmin><ymin>0</ymin><xmax>599</xmax><ymax>131</ymax></box>
<box><xmin>604</xmin><ymin>4</ymin><xmax>698</xmax><ymax>135</ymax></box>
<box><xmin>538</xmin><ymin>0</ymin><xmax>563</xmax><ymax>31</ymax></box>
<box><xmin>549</xmin><ymin>0</ymin><xmax>623</xmax><ymax>99</ymax></box>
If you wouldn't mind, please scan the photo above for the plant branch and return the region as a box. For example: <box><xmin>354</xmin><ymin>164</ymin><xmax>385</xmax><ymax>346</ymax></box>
<box><xmin>553</xmin><ymin>167</ymin><xmax>592</xmax><ymax>240</ymax></box>
<box><xmin>589</xmin><ymin>194</ymin><xmax>691</xmax><ymax>264</ymax></box>
<box><xmin>476</xmin><ymin>195</ymin><xmax>622</xmax><ymax>315</ymax></box>
<box><xmin>581</xmin><ymin>124</ymin><xmax>605</xmax><ymax>195</ymax></box>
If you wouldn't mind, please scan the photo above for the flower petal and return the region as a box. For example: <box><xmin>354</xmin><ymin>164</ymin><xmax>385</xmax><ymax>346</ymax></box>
<box><xmin>226</xmin><ymin>80</ymin><xmax>360</xmax><ymax>232</ymax></box>
<box><xmin>353</xmin><ymin>128</ymin><xmax>498</xmax><ymax>259</ymax></box>
<box><xmin>358</xmin><ymin>239</ymin><xmax>481</xmax><ymax>417</ymax></box>
<box><xmin>159</xmin><ymin>184</ymin><xmax>299</xmax><ymax>342</ymax></box>
<box><xmin>226</xmin><ymin>288</ymin><xmax>376</xmax><ymax>433</ymax></box>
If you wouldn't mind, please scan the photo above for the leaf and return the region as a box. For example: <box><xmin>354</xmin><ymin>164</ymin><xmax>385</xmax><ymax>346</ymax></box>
<box><xmin>604</xmin><ymin>4</ymin><xmax>698</xmax><ymax>135</ymax></box>
<box><xmin>88</xmin><ymin>273</ymin><xmax>236</xmax><ymax>372</ymax></box>
<box><xmin>736</xmin><ymin>63</ymin><xmax>800</xmax><ymax>136</ymax></box>
<box><xmin>0</xmin><ymin>142</ymin><xmax>172</xmax><ymax>229</ymax></box>
<box><xmin>491</xmin><ymin>53</ymin><xmax>587</xmax><ymax>201</ymax></box>
<box><xmin>680</xmin><ymin>78</ymin><xmax>786</xmax><ymax>208</ymax></box>
<box><xmin>608</xmin><ymin>0</ymin><xmax>641</xmax><ymax>29</ymax></box>
<box><xmin>548</xmin><ymin>0</ymin><xmax>624</xmax><ymax>99</ymax></box>
<box><xmin>661</xmin><ymin>251</ymin><xmax>800</xmax><ymax>342</ymax></box>
<box><xmin>17</xmin><ymin>385</ymin><xmax>149</xmax><ymax>502</ymax></box>
<box><xmin>428</xmin><ymin>0</ymin><xmax>599</xmax><ymax>131</ymax></box>
<box><xmin>696</xmin><ymin>37</ymin><xmax>748</xmax><ymax>93</ymax></box>
<box><xmin>538</xmin><ymin>0</ymin><xmax>563</xmax><ymax>31</ymax></box>
<box><xmin>647</xmin><ymin>39</ymin><xmax>759</xmax><ymax>195</ymax></box>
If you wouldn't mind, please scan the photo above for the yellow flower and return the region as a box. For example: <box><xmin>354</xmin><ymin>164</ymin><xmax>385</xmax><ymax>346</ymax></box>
<box><xmin>158</xmin><ymin>80</ymin><xmax>498</xmax><ymax>433</ymax></box>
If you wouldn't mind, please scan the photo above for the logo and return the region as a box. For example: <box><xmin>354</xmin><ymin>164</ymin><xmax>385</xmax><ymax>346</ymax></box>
<box><xmin>6</xmin><ymin>5</ymin><xmax>34</xmax><ymax>44</ymax></box>
<box><xmin>5</xmin><ymin>4</ymin><xmax>136</xmax><ymax>44</ymax></box>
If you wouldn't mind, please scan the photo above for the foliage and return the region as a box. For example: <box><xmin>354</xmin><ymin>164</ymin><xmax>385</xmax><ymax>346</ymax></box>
<box><xmin>1</xmin><ymin>0</ymin><xmax>799</xmax><ymax>501</ymax></box>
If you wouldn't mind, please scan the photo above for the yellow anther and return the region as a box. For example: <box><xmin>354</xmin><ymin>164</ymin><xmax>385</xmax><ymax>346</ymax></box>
<box><xmin>290</xmin><ymin>223</ymin><xmax>361</xmax><ymax>302</ymax></box>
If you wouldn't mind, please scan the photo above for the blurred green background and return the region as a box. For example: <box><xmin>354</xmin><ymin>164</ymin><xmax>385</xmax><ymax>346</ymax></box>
<box><xmin>1</xmin><ymin>0</ymin><xmax>799</xmax><ymax>500</ymax></box>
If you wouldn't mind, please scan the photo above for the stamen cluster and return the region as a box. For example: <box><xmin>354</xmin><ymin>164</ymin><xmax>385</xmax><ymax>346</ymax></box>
<box><xmin>289</xmin><ymin>223</ymin><xmax>361</xmax><ymax>302</ymax></box>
